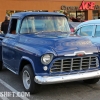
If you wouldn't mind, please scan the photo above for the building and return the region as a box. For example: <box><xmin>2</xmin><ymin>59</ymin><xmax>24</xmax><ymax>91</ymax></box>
<box><xmin>0</xmin><ymin>0</ymin><xmax>100</xmax><ymax>22</ymax></box>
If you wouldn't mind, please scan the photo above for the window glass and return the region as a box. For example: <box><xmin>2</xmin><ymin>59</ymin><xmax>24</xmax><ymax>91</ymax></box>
<box><xmin>20</xmin><ymin>17</ymin><xmax>35</xmax><ymax>33</ymax></box>
<box><xmin>93</xmin><ymin>10</ymin><xmax>99</xmax><ymax>19</ymax></box>
<box><xmin>9</xmin><ymin>19</ymin><xmax>18</xmax><ymax>34</ymax></box>
<box><xmin>16</xmin><ymin>19</ymin><xmax>20</xmax><ymax>34</ymax></box>
<box><xmin>20</xmin><ymin>16</ymin><xmax>70</xmax><ymax>34</ymax></box>
<box><xmin>95</xmin><ymin>25</ymin><xmax>100</xmax><ymax>37</ymax></box>
<box><xmin>79</xmin><ymin>25</ymin><xmax>93</xmax><ymax>36</ymax></box>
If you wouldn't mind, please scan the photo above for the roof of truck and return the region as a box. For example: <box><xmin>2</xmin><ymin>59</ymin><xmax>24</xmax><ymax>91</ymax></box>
<box><xmin>11</xmin><ymin>12</ymin><xmax>65</xmax><ymax>18</ymax></box>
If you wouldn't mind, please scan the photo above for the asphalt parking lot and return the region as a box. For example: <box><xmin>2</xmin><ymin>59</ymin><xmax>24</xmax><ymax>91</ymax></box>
<box><xmin>0</xmin><ymin>68</ymin><xmax>100</xmax><ymax>100</ymax></box>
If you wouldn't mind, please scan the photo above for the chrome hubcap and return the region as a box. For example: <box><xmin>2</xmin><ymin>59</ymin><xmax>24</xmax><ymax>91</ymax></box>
<box><xmin>23</xmin><ymin>70</ymin><xmax>31</xmax><ymax>90</ymax></box>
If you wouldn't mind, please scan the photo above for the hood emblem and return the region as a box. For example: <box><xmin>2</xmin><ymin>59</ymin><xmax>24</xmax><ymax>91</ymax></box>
<box><xmin>75</xmin><ymin>52</ymin><xmax>85</xmax><ymax>56</ymax></box>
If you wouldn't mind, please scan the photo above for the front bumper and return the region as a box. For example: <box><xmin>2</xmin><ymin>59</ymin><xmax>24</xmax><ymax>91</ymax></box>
<box><xmin>34</xmin><ymin>70</ymin><xmax>100</xmax><ymax>84</ymax></box>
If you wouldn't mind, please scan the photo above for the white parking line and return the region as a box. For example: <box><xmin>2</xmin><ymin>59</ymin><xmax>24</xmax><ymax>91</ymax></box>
<box><xmin>0</xmin><ymin>79</ymin><xmax>30</xmax><ymax>100</ymax></box>
<box><xmin>0</xmin><ymin>97</ymin><xmax>9</xmax><ymax>100</ymax></box>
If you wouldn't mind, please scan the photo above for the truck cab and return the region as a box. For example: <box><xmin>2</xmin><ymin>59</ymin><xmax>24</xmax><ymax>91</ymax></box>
<box><xmin>0</xmin><ymin>12</ymin><xmax>100</xmax><ymax>94</ymax></box>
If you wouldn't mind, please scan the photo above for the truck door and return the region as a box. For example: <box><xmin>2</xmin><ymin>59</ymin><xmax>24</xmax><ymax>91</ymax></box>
<box><xmin>2</xmin><ymin>18</ymin><xmax>20</xmax><ymax>72</ymax></box>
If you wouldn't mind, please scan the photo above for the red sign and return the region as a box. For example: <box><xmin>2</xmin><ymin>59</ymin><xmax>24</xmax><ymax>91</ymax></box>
<box><xmin>79</xmin><ymin>0</ymin><xmax>95</xmax><ymax>10</ymax></box>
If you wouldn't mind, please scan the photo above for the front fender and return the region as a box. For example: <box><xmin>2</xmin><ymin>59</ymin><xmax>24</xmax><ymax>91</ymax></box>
<box><xmin>18</xmin><ymin>56</ymin><xmax>35</xmax><ymax>75</ymax></box>
<box><xmin>31</xmin><ymin>46</ymin><xmax>57</xmax><ymax>56</ymax></box>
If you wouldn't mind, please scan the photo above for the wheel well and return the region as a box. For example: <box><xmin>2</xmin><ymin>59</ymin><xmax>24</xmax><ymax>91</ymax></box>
<box><xmin>19</xmin><ymin>59</ymin><xmax>33</xmax><ymax>75</ymax></box>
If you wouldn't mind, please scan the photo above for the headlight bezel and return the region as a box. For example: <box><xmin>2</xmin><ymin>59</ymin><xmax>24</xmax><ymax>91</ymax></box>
<box><xmin>41</xmin><ymin>54</ymin><xmax>53</xmax><ymax>65</ymax></box>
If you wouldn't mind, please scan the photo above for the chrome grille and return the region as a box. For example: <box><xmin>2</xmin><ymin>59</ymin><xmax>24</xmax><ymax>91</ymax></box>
<box><xmin>50</xmin><ymin>56</ymin><xmax>99</xmax><ymax>73</ymax></box>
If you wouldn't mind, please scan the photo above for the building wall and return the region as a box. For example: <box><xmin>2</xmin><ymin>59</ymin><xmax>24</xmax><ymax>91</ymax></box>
<box><xmin>0</xmin><ymin>0</ymin><xmax>100</xmax><ymax>22</ymax></box>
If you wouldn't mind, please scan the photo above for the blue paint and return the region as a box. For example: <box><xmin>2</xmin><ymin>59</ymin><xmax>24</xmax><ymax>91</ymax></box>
<box><xmin>0</xmin><ymin>12</ymin><xmax>99</xmax><ymax>77</ymax></box>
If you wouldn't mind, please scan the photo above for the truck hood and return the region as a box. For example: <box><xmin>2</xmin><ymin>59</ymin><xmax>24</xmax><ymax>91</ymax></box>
<box><xmin>19</xmin><ymin>32</ymin><xmax>98</xmax><ymax>56</ymax></box>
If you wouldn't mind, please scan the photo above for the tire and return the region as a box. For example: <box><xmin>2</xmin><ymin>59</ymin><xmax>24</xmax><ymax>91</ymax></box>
<box><xmin>0</xmin><ymin>61</ymin><xmax>3</xmax><ymax>71</ymax></box>
<box><xmin>22</xmin><ymin>64</ymin><xmax>41</xmax><ymax>94</ymax></box>
<box><xmin>83</xmin><ymin>78</ymin><xmax>100</xmax><ymax>84</ymax></box>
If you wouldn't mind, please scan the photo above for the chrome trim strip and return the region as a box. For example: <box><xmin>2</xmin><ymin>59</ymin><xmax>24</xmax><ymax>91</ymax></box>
<box><xmin>34</xmin><ymin>70</ymin><xmax>100</xmax><ymax>84</ymax></box>
<box><xmin>89</xmin><ymin>57</ymin><xmax>91</xmax><ymax>69</ymax></box>
<box><xmin>64</xmin><ymin>51</ymin><xmax>93</xmax><ymax>56</ymax></box>
<box><xmin>71</xmin><ymin>58</ymin><xmax>73</xmax><ymax>71</ymax></box>
<box><xmin>80</xmin><ymin>57</ymin><xmax>82</xmax><ymax>70</ymax></box>
<box><xmin>61</xmin><ymin>59</ymin><xmax>63</xmax><ymax>72</ymax></box>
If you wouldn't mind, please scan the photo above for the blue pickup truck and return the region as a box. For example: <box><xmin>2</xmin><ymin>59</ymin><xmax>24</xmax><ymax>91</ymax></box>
<box><xmin>0</xmin><ymin>12</ymin><xmax>100</xmax><ymax>94</ymax></box>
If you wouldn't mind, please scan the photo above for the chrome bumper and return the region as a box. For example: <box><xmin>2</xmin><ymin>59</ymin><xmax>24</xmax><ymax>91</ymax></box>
<box><xmin>34</xmin><ymin>70</ymin><xmax>100</xmax><ymax>84</ymax></box>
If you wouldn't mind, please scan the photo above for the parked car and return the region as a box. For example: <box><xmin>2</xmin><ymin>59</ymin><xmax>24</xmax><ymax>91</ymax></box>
<box><xmin>75</xmin><ymin>19</ymin><xmax>100</xmax><ymax>44</ymax></box>
<box><xmin>69</xmin><ymin>22</ymin><xmax>81</xmax><ymax>32</ymax></box>
<box><xmin>0</xmin><ymin>12</ymin><xmax>100</xmax><ymax>94</ymax></box>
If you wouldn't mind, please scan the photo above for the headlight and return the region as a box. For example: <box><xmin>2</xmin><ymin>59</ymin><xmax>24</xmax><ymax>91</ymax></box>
<box><xmin>41</xmin><ymin>54</ymin><xmax>53</xmax><ymax>65</ymax></box>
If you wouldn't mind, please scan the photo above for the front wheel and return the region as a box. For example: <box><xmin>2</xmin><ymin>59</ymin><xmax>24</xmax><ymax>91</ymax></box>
<box><xmin>83</xmin><ymin>78</ymin><xmax>100</xmax><ymax>84</ymax></box>
<box><xmin>22</xmin><ymin>64</ymin><xmax>41</xmax><ymax>94</ymax></box>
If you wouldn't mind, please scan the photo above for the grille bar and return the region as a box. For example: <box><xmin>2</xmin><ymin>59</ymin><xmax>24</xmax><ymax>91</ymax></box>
<box><xmin>50</xmin><ymin>56</ymin><xmax>99</xmax><ymax>73</ymax></box>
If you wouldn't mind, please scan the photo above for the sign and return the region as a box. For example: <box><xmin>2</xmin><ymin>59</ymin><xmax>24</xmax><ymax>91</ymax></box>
<box><xmin>79</xmin><ymin>0</ymin><xmax>95</xmax><ymax>10</ymax></box>
<box><xmin>61</xmin><ymin>0</ymin><xmax>100</xmax><ymax>11</ymax></box>
<box><xmin>61</xmin><ymin>5</ymin><xmax>79</xmax><ymax>11</ymax></box>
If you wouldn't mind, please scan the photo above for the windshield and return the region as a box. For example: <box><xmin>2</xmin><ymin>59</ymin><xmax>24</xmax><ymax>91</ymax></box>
<box><xmin>20</xmin><ymin>16</ymin><xmax>70</xmax><ymax>34</ymax></box>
